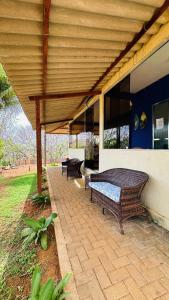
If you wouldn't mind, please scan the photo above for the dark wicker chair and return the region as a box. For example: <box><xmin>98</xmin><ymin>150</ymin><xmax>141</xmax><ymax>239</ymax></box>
<box><xmin>66</xmin><ymin>160</ymin><xmax>84</xmax><ymax>180</ymax></box>
<box><xmin>62</xmin><ymin>158</ymin><xmax>79</xmax><ymax>176</ymax></box>
<box><xmin>89</xmin><ymin>168</ymin><xmax>149</xmax><ymax>234</ymax></box>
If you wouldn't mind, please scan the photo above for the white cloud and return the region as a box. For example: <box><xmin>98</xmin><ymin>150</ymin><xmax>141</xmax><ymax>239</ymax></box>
<box><xmin>15</xmin><ymin>112</ymin><xmax>31</xmax><ymax>127</ymax></box>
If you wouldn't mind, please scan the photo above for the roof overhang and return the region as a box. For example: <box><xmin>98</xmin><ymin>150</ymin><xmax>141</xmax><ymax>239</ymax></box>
<box><xmin>1</xmin><ymin>0</ymin><xmax>169</xmax><ymax>133</ymax></box>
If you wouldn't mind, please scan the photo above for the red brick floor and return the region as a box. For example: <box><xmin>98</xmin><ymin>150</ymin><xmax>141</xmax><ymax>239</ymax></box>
<box><xmin>48</xmin><ymin>167</ymin><xmax>169</xmax><ymax>300</ymax></box>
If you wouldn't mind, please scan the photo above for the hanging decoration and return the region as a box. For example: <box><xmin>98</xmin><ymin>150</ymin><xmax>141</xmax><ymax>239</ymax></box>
<box><xmin>133</xmin><ymin>114</ymin><xmax>139</xmax><ymax>130</ymax></box>
<box><xmin>140</xmin><ymin>112</ymin><xmax>148</xmax><ymax>129</ymax></box>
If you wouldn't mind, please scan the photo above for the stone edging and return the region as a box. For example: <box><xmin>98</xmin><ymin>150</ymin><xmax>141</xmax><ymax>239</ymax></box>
<box><xmin>47</xmin><ymin>171</ymin><xmax>79</xmax><ymax>300</ymax></box>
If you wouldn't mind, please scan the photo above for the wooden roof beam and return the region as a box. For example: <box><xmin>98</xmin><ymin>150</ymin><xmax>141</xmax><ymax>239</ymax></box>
<box><xmin>29</xmin><ymin>90</ymin><xmax>101</xmax><ymax>101</ymax></box>
<box><xmin>41</xmin><ymin>119</ymin><xmax>73</xmax><ymax>126</ymax></box>
<box><xmin>47</xmin><ymin>122</ymin><xmax>69</xmax><ymax>134</ymax></box>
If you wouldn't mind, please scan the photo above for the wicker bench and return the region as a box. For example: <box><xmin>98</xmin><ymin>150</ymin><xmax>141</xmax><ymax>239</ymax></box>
<box><xmin>89</xmin><ymin>168</ymin><xmax>149</xmax><ymax>234</ymax></box>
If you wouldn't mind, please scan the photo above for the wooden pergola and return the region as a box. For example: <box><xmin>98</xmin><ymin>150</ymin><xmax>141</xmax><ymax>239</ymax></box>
<box><xmin>1</xmin><ymin>0</ymin><xmax>169</xmax><ymax>192</ymax></box>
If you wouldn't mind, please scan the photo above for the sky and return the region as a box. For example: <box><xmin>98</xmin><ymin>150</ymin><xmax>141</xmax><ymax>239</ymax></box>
<box><xmin>15</xmin><ymin>110</ymin><xmax>31</xmax><ymax>128</ymax></box>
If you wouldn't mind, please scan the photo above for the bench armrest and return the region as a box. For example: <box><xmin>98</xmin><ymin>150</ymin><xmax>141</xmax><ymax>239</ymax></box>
<box><xmin>120</xmin><ymin>183</ymin><xmax>146</xmax><ymax>202</ymax></box>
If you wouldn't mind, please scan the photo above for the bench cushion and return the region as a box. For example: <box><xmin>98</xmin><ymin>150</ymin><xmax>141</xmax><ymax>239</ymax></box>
<box><xmin>89</xmin><ymin>182</ymin><xmax>121</xmax><ymax>202</ymax></box>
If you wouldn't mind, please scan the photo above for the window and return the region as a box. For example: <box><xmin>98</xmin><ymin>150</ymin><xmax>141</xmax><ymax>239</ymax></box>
<box><xmin>69</xmin><ymin>112</ymin><xmax>85</xmax><ymax>148</ymax></box>
<box><xmin>104</xmin><ymin>76</ymin><xmax>131</xmax><ymax>149</ymax></box>
<box><xmin>77</xmin><ymin>132</ymin><xmax>86</xmax><ymax>148</ymax></box>
<box><xmin>104</xmin><ymin>97</ymin><xmax>131</xmax><ymax>149</ymax></box>
<box><xmin>120</xmin><ymin>125</ymin><xmax>130</xmax><ymax>149</ymax></box>
<box><xmin>104</xmin><ymin>128</ymin><xmax>118</xmax><ymax>149</ymax></box>
<box><xmin>85</xmin><ymin>101</ymin><xmax>99</xmax><ymax>169</ymax></box>
<box><xmin>69</xmin><ymin>101</ymin><xmax>99</xmax><ymax>169</ymax></box>
<box><xmin>69</xmin><ymin>134</ymin><xmax>77</xmax><ymax>148</ymax></box>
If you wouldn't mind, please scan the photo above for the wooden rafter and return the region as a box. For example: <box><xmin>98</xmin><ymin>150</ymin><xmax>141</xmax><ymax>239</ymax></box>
<box><xmin>42</xmin><ymin>0</ymin><xmax>51</xmax><ymax>165</ymax></box>
<box><xmin>29</xmin><ymin>90</ymin><xmax>101</xmax><ymax>101</ymax></box>
<box><xmin>42</xmin><ymin>0</ymin><xmax>51</xmax><ymax>95</ymax></box>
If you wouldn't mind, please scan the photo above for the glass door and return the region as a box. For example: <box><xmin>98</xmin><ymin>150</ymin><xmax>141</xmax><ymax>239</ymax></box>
<box><xmin>85</xmin><ymin>101</ymin><xmax>99</xmax><ymax>170</ymax></box>
<box><xmin>153</xmin><ymin>100</ymin><xmax>169</xmax><ymax>149</ymax></box>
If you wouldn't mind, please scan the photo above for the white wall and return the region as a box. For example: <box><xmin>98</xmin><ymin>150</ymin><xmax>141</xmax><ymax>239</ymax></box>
<box><xmin>68</xmin><ymin>148</ymin><xmax>85</xmax><ymax>161</ymax></box>
<box><xmin>99</xmin><ymin>149</ymin><xmax>169</xmax><ymax>231</ymax></box>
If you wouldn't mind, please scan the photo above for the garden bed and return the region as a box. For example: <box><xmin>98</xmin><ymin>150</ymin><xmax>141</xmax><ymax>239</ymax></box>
<box><xmin>9</xmin><ymin>201</ymin><xmax>60</xmax><ymax>299</ymax></box>
<box><xmin>0</xmin><ymin>171</ymin><xmax>61</xmax><ymax>300</ymax></box>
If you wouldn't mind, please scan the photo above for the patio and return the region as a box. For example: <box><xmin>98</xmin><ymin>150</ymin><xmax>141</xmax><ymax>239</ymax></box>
<box><xmin>48</xmin><ymin>167</ymin><xmax>169</xmax><ymax>300</ymax></box>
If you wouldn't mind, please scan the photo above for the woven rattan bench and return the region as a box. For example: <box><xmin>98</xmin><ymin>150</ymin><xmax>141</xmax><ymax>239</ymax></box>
<box><xmin>89</xmin><ymin>168</ymin><xmax>149</xmax><ymax>234</ymax></box>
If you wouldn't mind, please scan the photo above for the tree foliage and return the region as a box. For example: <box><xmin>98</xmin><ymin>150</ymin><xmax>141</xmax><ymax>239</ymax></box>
<box><xmin>0</xmin><ymin>138</ymin><xmax>4</xmax><ymax>161</ymax></box>
<box><xmin>0</xmin><ymin>64</ymin><xmax>16</xmax><ymax>109</ymax></box>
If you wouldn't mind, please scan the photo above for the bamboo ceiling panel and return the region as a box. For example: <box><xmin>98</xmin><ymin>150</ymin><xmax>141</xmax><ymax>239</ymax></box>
<box><xmin>0</xmin><ymin>0</ymin><xmax>169</xmax><ymax>132</ymax></box>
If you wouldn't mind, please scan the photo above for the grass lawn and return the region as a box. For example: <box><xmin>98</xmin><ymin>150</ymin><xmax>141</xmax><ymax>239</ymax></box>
<box><xmin>0</xmin><ymin>173</ymin><xmax>37</xmax><ymax>219</ymax></box>
<box><xmin>0</xmin><ymin>172</ymin><xmax>37</xmax><ymax>291</ymax></box>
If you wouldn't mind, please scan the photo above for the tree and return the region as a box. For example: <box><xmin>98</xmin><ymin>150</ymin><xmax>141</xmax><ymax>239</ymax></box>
<box><xmin>46</xmin><ymin>134</ymin><xmax>68</xmax><ymax>162</ymax></box>
<box><xmin>0</xmin><ymin>138</ymin><xmax>4</xmax><ymax>161</ymax></box>
<box><xmin>0</xmin><ymin>64</ymin><xmax>16</xmax><ymax>109</ymax></box>
<box><xmin>3</xmin><ymin>139</ymin><xmax>26</xmax><ymax>164</ymax></box>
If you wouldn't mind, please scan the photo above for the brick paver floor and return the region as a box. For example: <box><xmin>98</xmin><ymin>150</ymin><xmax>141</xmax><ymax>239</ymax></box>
<box><xmin>48</xmin><ymin>167</ymin><xmax>169</xmax><ymax>300</ymax></box>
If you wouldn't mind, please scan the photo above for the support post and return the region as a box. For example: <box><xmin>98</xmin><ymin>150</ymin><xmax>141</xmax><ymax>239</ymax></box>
<box><xmin>44</xmin><ymin>132</ymin><xmax>47</xmax><ymax>167</ymax></box>
<box><xmin>36</xmin><ymin>99</ymin><xmax>42</xmax><ymax>194</ymax></box>
<box><xmin>99</xmin><ymin>93</ymin><xmax>104</xmax><ymax>150</ymax></box>
<box><xmin>76</xmin><ymin>134</ymin><xmax>78</xmax><ymax>148</ymax></box>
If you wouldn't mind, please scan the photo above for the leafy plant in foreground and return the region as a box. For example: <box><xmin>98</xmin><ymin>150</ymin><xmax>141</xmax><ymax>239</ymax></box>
<box><xmin>21</xmin><ymin>213</ymin><xmax>57</xmax><ymax>250</ymax></box>
<box><xmin>31</xmin><ymin>192</ymin><xmax>50</xmax><ymax>207</ymax></box>
<box><xmin>29</xmin><ymin>266</ymin><xmax>71</xmax><ymax>300</ymax></box>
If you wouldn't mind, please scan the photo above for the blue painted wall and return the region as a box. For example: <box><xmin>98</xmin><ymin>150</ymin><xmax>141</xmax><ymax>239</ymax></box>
<box><xmin>130</xmin><ymin>74</ymin><xmax>169</xmax><ymax>149</ymax></box>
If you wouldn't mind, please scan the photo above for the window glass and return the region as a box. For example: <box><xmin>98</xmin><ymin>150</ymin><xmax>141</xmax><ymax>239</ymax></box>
<box><xmin>104</xmin><ymin>76</ymin><xmax>131</xmax><ymax>149</ymax></box>
<box><xmin>77</xmin><ymin>132</ymin><xmax>86</xmax><ymax>148</ymax></box>
<box><xmin>69</xmin><ymin>134</ymin><xmax>77</xmax><ymax>148</ymax></box>
<box><xmin>69</xmin><ymin>112</ymin><xmax>85</xmax><ymax>148</ymax></box>
<box><xmin>120</xmin><ymin>125</ymin><xmax>130</xmax><ymax>149</ymax></box>
<box><xmin>153</xmin><ymin>101</ymin><xmax>169</xmax><ymax>149</ymax></box>
<box><xmin>104</xmin><ymin>128</ymin><xmax>118</xmax><ymax>149</ymax></box>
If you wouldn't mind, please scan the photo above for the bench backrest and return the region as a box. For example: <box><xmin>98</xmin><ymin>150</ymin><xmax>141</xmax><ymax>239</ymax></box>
<box><xmin>100</xmin><ymin>168</ymin><xmax>148</xmax><ymax>188</ymax></box>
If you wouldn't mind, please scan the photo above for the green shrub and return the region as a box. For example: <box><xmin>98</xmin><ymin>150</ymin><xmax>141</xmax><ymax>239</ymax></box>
<box><xmin>31</xmin><ymin>192</ymin><xmax>50</xmax><ymax>207</ymax></box>
<box><xmin>29</xmin><ymin>266</ymin><xmax>71</xmax><ymax>300</ymax></box>
<box><xmin>22</xmin><ymin>213</ymin><xmax>57</xmax><ymax>250</ymax></box>
<box><xmin>42</xmin><ymin>166</ymin><xmax>46</xmax><ymax>172</ymax></box>
<box><xmin>42</xmin><ymin>182</ymin><xmax>48</xmax><ymax>192</ymax></box>
<box><xmin>42</xmin><ymin>176</ymin><xmax>47</xmax><ymax>183</ymax></box>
